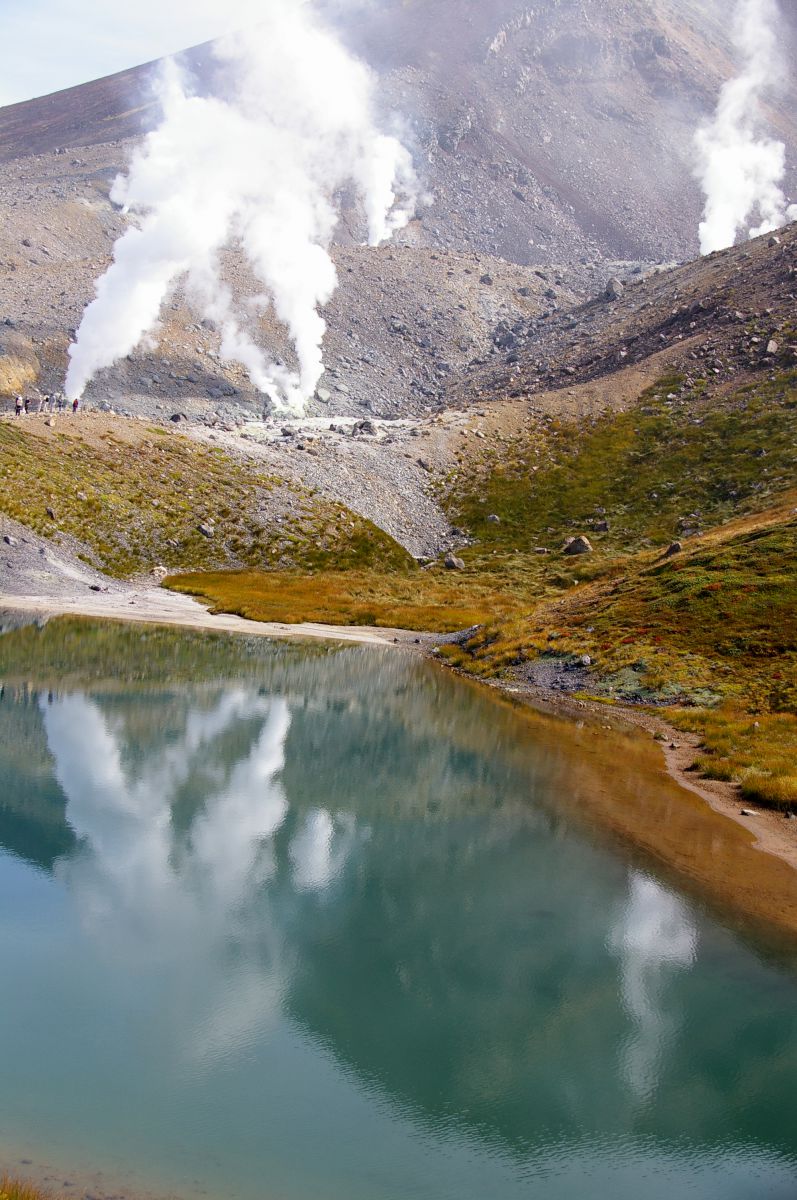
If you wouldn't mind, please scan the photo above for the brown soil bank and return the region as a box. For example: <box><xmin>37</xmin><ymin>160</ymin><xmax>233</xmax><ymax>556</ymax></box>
<box><xmin>455</xmin><ymin>677</ymin><xmax>797</xmax><ymax>948</ymax></box>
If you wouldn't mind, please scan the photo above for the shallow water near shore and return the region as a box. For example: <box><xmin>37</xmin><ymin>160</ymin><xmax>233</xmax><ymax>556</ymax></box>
<box><xmin>1</xmin><ymin>619</ymin><xmax>797</xmax><ymax>1200</ymax></box>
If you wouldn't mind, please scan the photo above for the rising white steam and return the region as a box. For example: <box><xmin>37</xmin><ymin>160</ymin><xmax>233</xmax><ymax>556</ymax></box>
<box><xmin>66</xmin><ymin>1</ymin><xmax>418</xmax><ymax>413</ymax></box>
<box><xmin>695</xmin><ymin>0</ymin><xmax>797</xmax><ymax>255</ymax></box>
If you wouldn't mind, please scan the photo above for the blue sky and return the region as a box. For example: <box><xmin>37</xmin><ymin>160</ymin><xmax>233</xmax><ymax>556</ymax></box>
<box><xmin>0</xmin><ymin>0</ymin><xmax>268</xmax><ymax>106</ymax></box>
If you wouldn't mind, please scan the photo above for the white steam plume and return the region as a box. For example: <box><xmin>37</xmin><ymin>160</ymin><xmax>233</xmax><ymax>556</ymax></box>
<box><xmin>66</xmin><ymin>1</ymin><xmax>418</xmax><ymax>413</ymax></box>
<box><xmin>695</xmin><ymin>0</ymin><xmax>797</xmax><ymax>255</ymax></box>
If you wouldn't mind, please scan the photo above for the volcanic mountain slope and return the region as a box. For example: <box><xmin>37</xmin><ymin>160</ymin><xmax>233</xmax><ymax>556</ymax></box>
<box><xmin>2</xmin><ymin>0</ymin><xmax>796</xmax><ymax>267</ymax></box>
<box><xmin>0</xmin><ymin>138</ymin><xmax>584</xmax><ymax>420</ymax></box>
<box><xmin>1</xmin><ymin>1</ymin><xmax>796</xmax><ymax>424</ymax></box>
<box><xmin>445</xmin><ymin>218</ymin><xmax>797</xmax><ymax>408</ymax></box>
<box><xmin>1</xmin><ymin>225</ymin><xmax>794</xmax><ymax>579</ymax></box>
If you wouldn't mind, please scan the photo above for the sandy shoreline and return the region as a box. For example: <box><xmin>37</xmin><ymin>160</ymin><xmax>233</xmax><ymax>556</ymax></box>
<box><xmin>481</xmin><ymin>677</ymin><xmax>797</xmax><ymax>875</ymax></box>
<box><xmin>0</xmin><ymin>589</ymin><xmax>424</xmax><ymax>649</ymax></box>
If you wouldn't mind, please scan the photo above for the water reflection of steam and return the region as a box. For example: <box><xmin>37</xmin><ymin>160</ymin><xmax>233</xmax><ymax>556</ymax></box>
<box><xmin>610</xmin><ymin>871</ymin><xmax>698</xmax><ymax>1103</ymax></box>
<box><xmin>40</xmin><ymin>691</ymin><xmax>354</xmax><ymax>1068</ymax></box>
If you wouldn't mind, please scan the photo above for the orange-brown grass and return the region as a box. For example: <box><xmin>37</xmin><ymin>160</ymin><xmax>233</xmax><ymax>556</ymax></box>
<box><xmin>0</xmin><ymin>1177</ymin><xmax>51</xmax><ymax>1200</ymax></box>
<box><xmin>670</xmin><ymin>707</ymin><xmax>797</xmax><ymax>812</ymax></box>
<box><xmin>166</xmin><ymin>567</ymin><xmax>522</xmax><ymax>632</ymax></box>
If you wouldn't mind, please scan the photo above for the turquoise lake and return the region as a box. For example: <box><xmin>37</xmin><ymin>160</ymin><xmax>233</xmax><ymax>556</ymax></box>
<box><xmin>1</xmin><ymin>619</ymin><xmax>796</xmax><ymax>1200</ymax></box>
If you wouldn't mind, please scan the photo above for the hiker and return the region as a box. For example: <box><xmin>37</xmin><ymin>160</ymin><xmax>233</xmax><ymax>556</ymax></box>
<box><xmin>23</xmin><ymin>396</ymin><xmax>30</xmax><ymax>414</ymax></box>
<box><xmin>72</xmin><ymin>397</ymin><xmax>79</xmax><ymax>414</ymax></box>
<box><xmin>55</xmin><ymin>394</ymin><xmax>64</xmax><ymax>412</ymax></box>
<box><xmin>37</xmin><ymin>393</ymin><xmax>46</xmax><ymax>413</ymax></box>
<box><xmin>14</xmin><ymin>395</ymin><xmax>23</xmax><ymax>416</ymax></box>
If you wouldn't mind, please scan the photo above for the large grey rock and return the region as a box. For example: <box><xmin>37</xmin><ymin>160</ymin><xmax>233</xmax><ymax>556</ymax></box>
<box><xmin>562</xmin><ymin>535</ymin><xmax>593</xmax><ymax>556</ymax></box>
<box><xmin>604</xmin><ymin>277</ymin><xmax>624</xmax><ymax>301</ymax></box>
<box><xmin>444</xmin><ymin>553</ymin><xmax>466</xmax><ymax>571</ymax></box>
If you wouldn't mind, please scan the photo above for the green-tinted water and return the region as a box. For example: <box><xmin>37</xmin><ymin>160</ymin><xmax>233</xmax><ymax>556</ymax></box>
<box><xmin>1</xmin><ymin>619</ymin><xmax>796</xmax><ymax>1200</ymax></box>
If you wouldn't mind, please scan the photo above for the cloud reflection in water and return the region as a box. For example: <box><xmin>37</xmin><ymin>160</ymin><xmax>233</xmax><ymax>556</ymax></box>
<box><xmin>40</xmin><ymin>690</ymin><xmax>354</xmax><ymax>1069</ymax></box>
<box><xmin>611</xmin><ymin>871</ymin><xmax>698</xmax><ymax>1103</ymax></box>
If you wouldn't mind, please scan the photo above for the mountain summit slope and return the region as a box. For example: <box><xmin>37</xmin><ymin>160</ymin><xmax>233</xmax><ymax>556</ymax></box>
<box><xmin>2</xmin><ymin>0</ymin><xmax>795</xmax><ymax>266</ymax></box>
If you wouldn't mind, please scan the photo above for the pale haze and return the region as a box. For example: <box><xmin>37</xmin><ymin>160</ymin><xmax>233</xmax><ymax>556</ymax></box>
<box><xmin>0</xmin><ymin>0</ymin><xmax>272</xmax><ymax>106</ymax></box>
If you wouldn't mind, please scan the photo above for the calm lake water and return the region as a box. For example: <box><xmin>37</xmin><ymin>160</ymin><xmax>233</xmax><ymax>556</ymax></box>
<box><xmin>1</xmin><ymin>619</ymin><xmax>797</xmax><ymax>1200</ymax></box>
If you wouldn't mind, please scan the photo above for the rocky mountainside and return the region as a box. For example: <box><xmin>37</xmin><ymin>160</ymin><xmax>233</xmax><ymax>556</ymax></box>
<box><xmin>3</xmin><ymin>1</ymin><xmax>796</xmax><ymax>265</ymax></box>
<box><xmin>0</xmin><ymin>0</ymin><xmax>795</xmax><ymax>420</ymax></box>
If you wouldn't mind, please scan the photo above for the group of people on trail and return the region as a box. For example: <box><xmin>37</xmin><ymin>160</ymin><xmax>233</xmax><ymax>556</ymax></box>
<box><xmin>12</xmin><ymin>391</ymin><xmax>78</xmax><ymax>416</ymax></box>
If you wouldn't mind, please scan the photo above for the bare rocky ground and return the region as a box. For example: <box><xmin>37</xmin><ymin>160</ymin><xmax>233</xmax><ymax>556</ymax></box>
<box><xmin>0</xmin><ymin>510</ymin><xmax>129</xmax><ymax>597</ymax></box>
<box><xmin>3</xmin><ymin>1</ymin><xmax>795</xmax><ymax>268</ymax></box>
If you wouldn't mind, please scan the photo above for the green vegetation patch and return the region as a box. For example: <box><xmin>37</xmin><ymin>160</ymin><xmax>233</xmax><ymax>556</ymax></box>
<box><xmin>448</xmin><ymin>369</ymin><xmax>797</xmax><ymax>564</ymax></box>
<box><xmin>441</xmin><ymin>509</ymin><xmax>797</xmax><ymax>700</ymax></box>
<box><xmin>0</xmin><ymin>423</ymin><xmax>411</xmax><ymax>577</ymax></box>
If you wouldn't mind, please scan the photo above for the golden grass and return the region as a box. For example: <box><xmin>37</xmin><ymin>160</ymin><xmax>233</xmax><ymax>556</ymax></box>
<box><xmin>0</xmin><ymin>1177</ymin><xmax>51</xmax><ymax>1200</ymax></box>
<box><xmin>671</xmin><ymin>707</ymin><xmax>797</xmax><ymax>812</ymax></box>
<box><xmin>166</xmin><ymin>567</ymin><xmax>520</xmax><ymax>631</ymax></box>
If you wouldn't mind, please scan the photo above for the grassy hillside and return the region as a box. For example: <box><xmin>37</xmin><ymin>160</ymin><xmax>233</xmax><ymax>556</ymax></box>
<box><xmin>0</xmin><ymin>420</ymin><xmax>412</xmax><ymax>576</ymax></box>
<box><xmin>448</xmin><ymin>365</ymin><xmax>797</xmax><ymax>564</ymax></box>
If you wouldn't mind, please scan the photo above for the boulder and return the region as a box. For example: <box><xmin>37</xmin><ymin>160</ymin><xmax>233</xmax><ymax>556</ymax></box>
<box><xmin>604</xmin><ymin>277</ymin><xmax>624</xmax><ymax>301</ymax></box>
<box><xmin>562</xmin><ymin>535</ymin><xmax>593</xmax><ymax>556</ymax></box>
<box><xmin>663</xmin><ymin>540</ymin><xmax>683</xmax><ymax>558</ymax></box>
<box><xmin>198</xmin><ymin>522</ymin><xmax>215</xmax><ymax>538</ymax></box>
<box><xmin>766</xmin><ymin>339</ymin><xmax>779</xmax><ymax>355</ymax></box>
<box><xmin>3</xmin><ymin>534</ymin><xmax>16</xmax><ymax>547</ymax></box>
<box><xmin>486</xmin><ymin>514</ymin><xmax>501</xmax><ymax>524</ymax></box>
<box><xmin>444</xmin><ymin>553</ymin><xmax>466</xmax><ymax>571</ymax></box>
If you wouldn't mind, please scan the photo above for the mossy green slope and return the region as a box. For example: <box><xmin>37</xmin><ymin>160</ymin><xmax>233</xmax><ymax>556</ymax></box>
<box><xmin>449</xmin><ymin>367</ymin><xmax>797</xmax><ymax>566</ymax></box>
<box><xmin>0</xmin><ymin>422</ymin><xmax>412</xmax><ymax>576</ymax></box>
